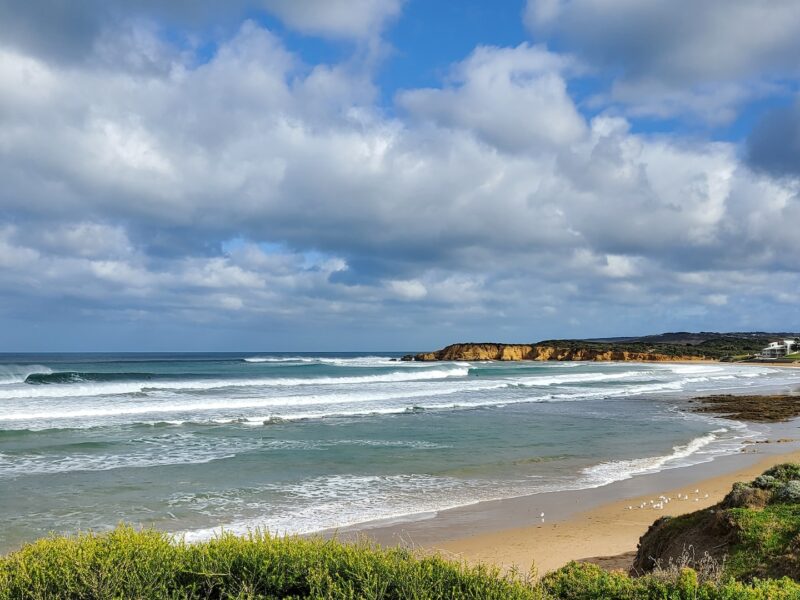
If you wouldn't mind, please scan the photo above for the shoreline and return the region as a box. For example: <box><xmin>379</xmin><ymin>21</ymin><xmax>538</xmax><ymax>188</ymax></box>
<box><xmin>338</xmin><ymin>437</ymin><xmax>800</xmax><ymax>576</ymax></box>
<box><xmin>326</xmin><ymin>370</ymin><xmax>800</xmax><ymax>552</ymax></box>
<box><xmin>328</xmin><ymin>412</ymin><xmax>800</xmax><ymax>575</ymax></box>
<box><xmin>432</xmin><ymin>445</ymin><xmax>800</xmax><ymax>575</ymax></box>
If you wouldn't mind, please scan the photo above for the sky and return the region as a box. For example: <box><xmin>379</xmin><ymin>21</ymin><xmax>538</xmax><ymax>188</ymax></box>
<box><xmin>1</xmin><ymin>0</ymin><xmax>799</xmax><ymax>351</ymax></box>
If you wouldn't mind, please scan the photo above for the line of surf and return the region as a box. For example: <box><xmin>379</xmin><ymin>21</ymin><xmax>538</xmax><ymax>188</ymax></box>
<box><xmin>0</xmin><ymin>367</ymin><xmax>470</xmax><ymax>400</ymax></box>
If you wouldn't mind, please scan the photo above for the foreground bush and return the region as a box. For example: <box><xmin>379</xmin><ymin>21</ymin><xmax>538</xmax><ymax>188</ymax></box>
<box><xmin>3</xmin><ymin>527</ymin><xmax>800</xmax><ymax>599</ymax></box>
<box><xmin>541</xmin><ymin>562</ymin><xmax>800</xmax><ymax>600</ymax></box>
<box><xmin>0</xmin><ymin>527</ymin><xmax>540</xmax><ymax>600</ymax></box>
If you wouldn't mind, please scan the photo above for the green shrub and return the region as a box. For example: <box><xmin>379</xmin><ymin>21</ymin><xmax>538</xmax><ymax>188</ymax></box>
<box><xmin>3</xmin><ymin>528</ymin><xmax>800</xmax><ymax>599</ymax></box>
<box><xmin>773</xmin><ymin>481</ymin><xmax>800</xmax><ymax>504</ymax></box>
<box><xmin>540</xmin><ymin>561</ymin><xmax>800</xmax><ymax>600</ymax></box>
<box><xmin>0</xmin><ymin>527</ymin><xmax>542</xmax><ymax>600</ymax></box>
<box><xmin>752</xmin><ymin>475</ymin><xmax>777</xmax><ymax>490</ymax></box>
<box><xmin>761</xmin><ymin>464</ymin><xmax>800</xmax><ymax>483</ymax></box>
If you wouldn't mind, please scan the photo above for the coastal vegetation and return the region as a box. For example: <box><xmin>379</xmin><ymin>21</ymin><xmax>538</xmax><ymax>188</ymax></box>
<box><xmin>407</xmin><ymin>332</ymin><xmax>798</xmax><ymax>362</ymax></box>
<box><xmin>533</xmin><ymin>336</ymin><xmax>771</xmax><ymax>361</ymax></box>
<box><xmin>634</xmin><ymin>464</ymin><xmax>800</xmax><ymax>583</ymax></box>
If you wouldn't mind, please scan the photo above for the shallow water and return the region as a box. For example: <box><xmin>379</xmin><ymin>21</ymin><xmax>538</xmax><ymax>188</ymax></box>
<box><xmin>1</xmin><ymin>353</ymin><xmax>798</xmax><ymax>551</ymax></box>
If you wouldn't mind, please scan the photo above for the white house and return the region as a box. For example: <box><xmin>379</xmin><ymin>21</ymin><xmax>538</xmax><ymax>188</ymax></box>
<box><xmin>760</xmin><ymin>339</ymin><xmax>799</xmax><ymax>358</ymax></box>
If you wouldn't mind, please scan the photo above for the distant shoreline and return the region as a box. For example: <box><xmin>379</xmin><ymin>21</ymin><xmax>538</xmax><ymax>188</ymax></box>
<box><xmin>404</xmin><ymin>333</ymin><xmax>800</xmax><ymax>364</ymax></box>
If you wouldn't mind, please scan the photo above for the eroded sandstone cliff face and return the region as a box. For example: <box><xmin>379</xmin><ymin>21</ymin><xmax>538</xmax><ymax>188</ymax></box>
<box><xmin>413</xmin><ymin>344</ymin><xmax>535</xmax><ymax>361</ymax></box>
<box><xmin>408</xmin><ymin>343</ymin><xmax>710</xmax><ymax>362</ymax></box>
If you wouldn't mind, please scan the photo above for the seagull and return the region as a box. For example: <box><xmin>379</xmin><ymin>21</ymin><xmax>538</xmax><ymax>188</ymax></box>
<box><xmin>540</xmin><ymin>512</ymin><xmax>545</xmax><ymax>518</ymax></box>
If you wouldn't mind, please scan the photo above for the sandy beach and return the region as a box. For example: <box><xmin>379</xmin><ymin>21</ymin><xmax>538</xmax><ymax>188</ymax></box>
<box><xmin>326</xmin><ymin>369</ymin><xmax>800</xmax><ymax>577</ymax></box>
<box><xmin>430</xmin><ymin>447</ymin><xmax>800</xmax><ymax>575</ymax></box>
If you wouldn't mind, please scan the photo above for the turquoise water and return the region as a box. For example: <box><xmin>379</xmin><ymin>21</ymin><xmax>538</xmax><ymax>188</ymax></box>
<box><xmin>1</xmin><ymin>353</ymin><xmax>798</xmax><ymax>551</ymax></box>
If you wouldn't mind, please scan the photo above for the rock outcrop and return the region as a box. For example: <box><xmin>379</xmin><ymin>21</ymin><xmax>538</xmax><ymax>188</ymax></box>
<box><xmin>412</xmin><ymin>343</ymin><xmax>535</xmax><ymax>361</ymax></box>
<box><xmin>633</xmin><ymin>464</ymin><xmax>800</xmax><ymax>581</ymax></box>
<box><xmin>408</xmin><ymin>343</ymin><xmax>708</xmax><ymax>362</ymax></box>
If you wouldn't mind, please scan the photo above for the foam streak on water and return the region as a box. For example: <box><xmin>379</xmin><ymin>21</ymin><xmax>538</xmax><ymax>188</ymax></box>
<box><xmin>0</xmin><ymin>352</ymin><xmax>798</xmax><ymax>552</ymax></box>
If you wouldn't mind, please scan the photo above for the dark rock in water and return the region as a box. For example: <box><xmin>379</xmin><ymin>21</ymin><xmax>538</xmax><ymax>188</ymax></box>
<box><xmin>400</xmin><ymin>355</ymin><xmax>414</xmax><ymax>361</ymax></box>
<box><xmin>690</xmin><ymin>394</ymin><xmax>800</xmax><ymax>423</ymax></box>
<box><xmin>389</xmin><ymin>358</ymin><xmax>398</xmax><ymax>362</ymax></box>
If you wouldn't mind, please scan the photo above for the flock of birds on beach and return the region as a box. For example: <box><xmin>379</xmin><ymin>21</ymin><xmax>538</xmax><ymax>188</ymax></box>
<box><xmin>534</xmin><ymin>489</ymin><xmax>711</xmax><ymax>523</ymax></box>
<box><xmin>626</xmin><ymin>489</ymin><xmax>709</xmax><ymax>511</ymax></box>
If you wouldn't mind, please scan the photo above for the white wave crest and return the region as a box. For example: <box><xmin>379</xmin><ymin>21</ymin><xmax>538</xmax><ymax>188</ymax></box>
<box><xmin>512</xmin><ymin>370</ymin><xmax>647</xmax><ymax>387</ymax></box>
<box><xmin>177</xmin><ymin>473</ymin><xmax>492</xmax><ymax>541</ymax></box>
<box><xmin>243</xmin><ymin>356</ymin><xmax>407</xmax><ymax>368</ymax></box>
<box><xmin>0</xmin><ymin>375</ymin><xmax>496</xmax><ymax>423</ymax></box>
<box><xmin>0</xmin><ymin>364</ymin><xmax>52</xmax><ymax>385</ymax></box>
<box><xmin>243</xmin><ymin>357</ymin><xmax>317</xmax><ymax>363</ymax></box>
<box><xmin>582</xmin><ymin>433</ymin><xmax>719</xmax><ymax>487</ymax></box>
<box><xmin>0</xmin><ymin>367</ymin><xmax>470</xmax><ymax>401</ymax></box>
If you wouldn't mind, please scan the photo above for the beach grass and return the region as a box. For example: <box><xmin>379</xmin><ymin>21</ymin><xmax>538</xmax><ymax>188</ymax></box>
<box><xmin>3</xmin><ymin>526</ymin><xmax>800</xmax><ymax>599</ymax></box>
<box><xmin>726</xmin><ymin>503</ymin><xmax>800</xmax><ymax>579</ymax></box>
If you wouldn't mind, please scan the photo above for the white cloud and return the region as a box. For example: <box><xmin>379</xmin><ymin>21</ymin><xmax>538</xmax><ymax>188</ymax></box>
<box><xmin>525</xmin><ymin>0</ymin><xmax>800</xmax><ymax>121</ymax></box>
<box><xmin>1</xmin><ymin>17</ymin><xmax>799</xmax><ymax>342</ymax></box>
<box><xmin>399</xmin><ymin>43</ymin><xmax>585</xmax><ymax>152</ymax></box>
<box><xmin>260</xmin><ymin>0</ymin><xmax>403</xmax><ymax>39</ymax></box>
<box><xmin>386</xmin><ymin>279</ymin><xmax>427</xmax><ymax>300</ymax></box>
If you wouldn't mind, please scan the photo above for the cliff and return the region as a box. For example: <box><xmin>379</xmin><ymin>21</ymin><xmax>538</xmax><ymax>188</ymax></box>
<box><xmin>413</xmin><ymin>343</ymin><xmax>535</xmax><ymax>361</ymax></box>
<box><xmin>404</xmin><ymin>332</ymin><xmax>797</xmax><ymax>362</ymax></box>
<box><xmin>407</xmin><ymin>343</ymin><xmax>709</xmax><ymax>362</ymax></box>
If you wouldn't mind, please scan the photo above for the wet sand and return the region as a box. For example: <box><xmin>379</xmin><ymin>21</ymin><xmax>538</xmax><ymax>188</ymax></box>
<box><xmin>332</xmin><ymin>424</ymin><xmax>800</xmax><ymax>575</ymax></box>
<box><xmin>433</xmin><ymin>446</ymin><xmax>800</xmax><ymax>575</ymax></box>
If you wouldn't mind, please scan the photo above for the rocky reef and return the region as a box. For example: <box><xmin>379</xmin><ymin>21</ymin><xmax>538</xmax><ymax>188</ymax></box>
<box><xmin>403</xmin><ymin>343</ymin><xmax>708</xmax><ymax>362</ymax></box>
<box><xmin>689</xmin><ymin>394</ymin><xmax>800</xmax><ymax>423</ymax></box>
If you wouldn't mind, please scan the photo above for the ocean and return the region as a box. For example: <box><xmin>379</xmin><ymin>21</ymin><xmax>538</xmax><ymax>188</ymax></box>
<box><xmin>1</xmin><ymin>352</ymin><xmax>799</xmax><ymax>552</ymax></box>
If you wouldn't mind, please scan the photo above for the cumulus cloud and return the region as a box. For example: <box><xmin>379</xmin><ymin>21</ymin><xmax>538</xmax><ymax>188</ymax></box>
<box><xmin>0</xmin><ymin>0</ymin><xmax>402</xmax><ymax>67</ymax></box>
<box><xmin>525</xmin><ymin>0</ymin><xmax>800</xmax><ymax>121</ymax></box>
<box><xmin>398</xmin><ymin>44</ymin><xmax>584</xmax><ymax>152</ymax></box>
<box><xmin>1</xmin><ymin>10</ymin><xmax>799</xmax><ymax>347</ymax></box>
